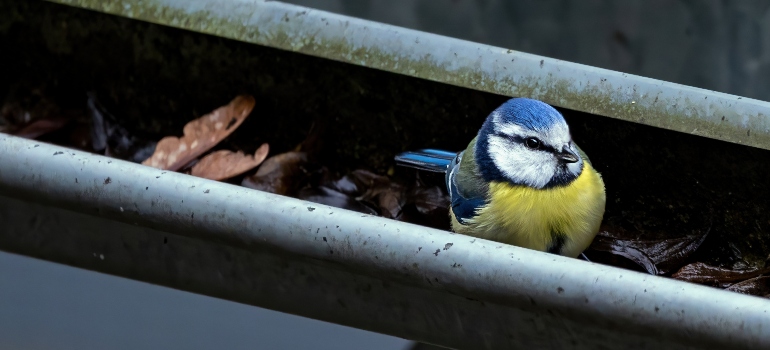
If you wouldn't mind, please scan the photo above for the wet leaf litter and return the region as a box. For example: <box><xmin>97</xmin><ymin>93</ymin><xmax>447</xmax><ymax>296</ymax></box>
<box><xmin>191</xmin><ymin>145</ymin><xmax>269</xmax><ymax>181</ymax></box>
<box><xmin>142</xmin><ymin>95</ymin><xmax>255</xmax><ymax>172</ymax></box>
<box><xmin>2</xmin><ymin>90</ymin><xmax>769</xmax><ymax>300</ymax></box>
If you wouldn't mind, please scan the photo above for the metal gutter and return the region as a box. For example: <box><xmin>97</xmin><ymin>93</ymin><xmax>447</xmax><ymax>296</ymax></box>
<box><xmin>2</xmin><ymin>135</ymin><xmax>770</xmax><ymax>349</ymax></box>
<box><xmin>47</xmin><ymin>0</ymin><xmax>770</xmax><ymax>151</ymax></box>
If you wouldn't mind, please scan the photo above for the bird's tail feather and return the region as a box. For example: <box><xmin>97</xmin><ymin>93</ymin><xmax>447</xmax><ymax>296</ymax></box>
<box><xmin>394</xmin><ymin>149</ymin><xmax>456</xmax><ymax>173</ymax></box>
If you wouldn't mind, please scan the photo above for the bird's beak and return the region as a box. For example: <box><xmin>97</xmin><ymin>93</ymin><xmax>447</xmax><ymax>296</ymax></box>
<box><xmin>558</xmin><ymin>147</ymin><xmax>579</xmax><ymax>163</ymax></box>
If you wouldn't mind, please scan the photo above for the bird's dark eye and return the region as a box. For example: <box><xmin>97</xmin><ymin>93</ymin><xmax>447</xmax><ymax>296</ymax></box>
<box><xmin>525</xmin><ymin>137</ymin><xmax>541</xmax><ymax>149</ymax></box>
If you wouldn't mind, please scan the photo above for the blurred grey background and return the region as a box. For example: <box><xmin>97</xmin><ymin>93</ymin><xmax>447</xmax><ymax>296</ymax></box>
<box><xmin>3</xmin><ymin>1</ymin><xmax>770</xmax><ymax>349</ymax></box>
<box><xmin>285</xmin><ymin>0</ymin><xmax>770</xmax><ymax>101</ymax></box>
<box><xmin>0</xmin><ymin>251</ymin><xmax>413</xmax><ymax>350</ymax></box>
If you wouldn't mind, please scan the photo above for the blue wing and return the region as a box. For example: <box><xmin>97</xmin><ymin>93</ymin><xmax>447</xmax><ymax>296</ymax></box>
<box><xmin>394</xmin><ymin>149</ymin><xmax>456</xmax><ymax>173</ymax></box>
<box><xmin>395</xmin><ymin>148</ymin><xmax>486</xmax><ymax>225</ymax></box>
<box><xmin>445</xmin><ymin>151</ymin><xmax>486</xmax><ymax>225</ymax></box>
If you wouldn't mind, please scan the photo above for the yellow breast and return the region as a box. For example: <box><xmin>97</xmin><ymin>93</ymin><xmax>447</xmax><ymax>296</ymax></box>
<box><xmin>450</xmin><ymin>162</ymin><xmax>606</xmax><ymax>257</ymax></box>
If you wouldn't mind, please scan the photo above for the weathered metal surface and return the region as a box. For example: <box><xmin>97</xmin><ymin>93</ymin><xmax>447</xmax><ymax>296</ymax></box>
<box><xmin>47</xmin><ymin>0</ymin><xmax>770</xmax><ymax>151</ymax></box>
<box><xmin>2</xmin><ymin>134</ymin><xmax>770</xmax><ymax>350</ymax></box>
<box><xmin>0</xmin><ymin>195</ymin><xmax>665</xmax><ymax>350</ymax></box>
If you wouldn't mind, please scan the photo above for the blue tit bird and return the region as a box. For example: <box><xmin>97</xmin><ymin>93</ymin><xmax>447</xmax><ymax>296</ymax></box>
<box><xmin>395</xmin><ymin>98</ymin><xmax>606</xmax><ymax>258</ymax></box>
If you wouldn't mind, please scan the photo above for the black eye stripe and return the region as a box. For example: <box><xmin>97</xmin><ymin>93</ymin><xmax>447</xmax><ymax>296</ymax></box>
<box><xmin>495</xmin><ymin>133</ymin><xmax>559</xmax><ymax>153</ymax></box>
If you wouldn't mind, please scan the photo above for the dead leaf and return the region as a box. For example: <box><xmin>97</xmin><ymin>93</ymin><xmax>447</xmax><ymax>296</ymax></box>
<box><xmin>87</xmin><ymin>92</ymin><xmax>156</xmax><ymax>162</ymax></box>
<box><xmin>349</xmin><ymin>170</ymin><xmax>391</xmax><ymax>198</ymax></box>
<box><xmin>410</xmin><ymin>186</ymin><xmax>450</xmax><ymax>215</ymax></box>
<box><xmin>378</xmin><ymin>188</ymin><xmax>405</xmax><ymax>219</ymax></box>
<box><xmin>88</xmin><ymin>92</ymin><xmax>109</xmax><ymax>153</ymax></box>
<box><xmin>1</xmin><ymin>84</ymin><xmax>80</xmax><ymax>140</ymax></box>
<box><xmin>12</xmin><ymin>116</ymin><xmax>71</xmax><ymax>139</ymax></box>
<box><xmin>191</xmin><ymin>143</ymin><xmax>270</xmax><ymax>181</ymax></box>
<box><xmin>242</xmin><ymin>151</ymin><xmax>309</xmax><ymax>195</ymax></box>
<box><xmin>324</xmin><ymin>170</ymin><xmax>389</xmax><ymax>198</ymax></box>
<box><xmin>586</xmin><ymin>228</ymin><xmax>709</xmax><ymax>275</ymax></box>
<box><xmin>1</xmin><ymin>85</ymin><xmax>60</xmax><ymax>129</ymax></box>
<box><xmin>725</xmin><ymin>276</ymin><xmax>770</xmax><ymax>296</ymax></box>
<box><xmin>142</xmin><ymin>95</ymin><xmax>255</xmax><ymax>171</ymax></box>
<box><xmin>672</xmin><ymin>262</ymin><xmax>770</xmax><ymax>284</ymax></box>
<box><xmin>341</xmin><ymin>170</ymin><xmax>406</xmax><ymax>219</ymax></box>
<box><xmin>396</xmin><ymin>185</ymin><xmax>451</xmax><ymax>230</ymax></box>
<box><xmin>298</xmin><ymin>186</ymin><xmax>378</xmax><ymax>215</ymax></box>
<box><xmin>295</xmin><ymin>121</ymin><xmax>326</xmax><ymax>155</ymax></box>
<box><xmin>328</xmin><ymin>174</ymin><xmax>361</xmax><ymax>196</ymax></box>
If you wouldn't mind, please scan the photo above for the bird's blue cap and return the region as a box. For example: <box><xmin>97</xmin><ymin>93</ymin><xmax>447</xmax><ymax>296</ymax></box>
<box><xmin>475</xmin><ymin>98</ymin><xmax>571</xmax><ymax>185</ymax></box>
<box><xmin>492</xmin><ymin>98</ymin><xmax>565</xmax><ymax>131</ymax></box>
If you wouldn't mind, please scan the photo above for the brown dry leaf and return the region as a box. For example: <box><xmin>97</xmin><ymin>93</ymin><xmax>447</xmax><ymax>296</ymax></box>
<box><xmin>13</xmin><ymin>116</ymin><xmax>71</xmax><ymax>139</ymax></box>
<box><xmin>410</xmin><ymin>186</ymin><xmax>450</xmax><ymax>215</ymax></box>
<box><xmin>671</xmin><ymin>262</ymin><xmax>770</xmax><ymax>284</ymax></box>
<box><xmin>397</xmin><ymin>185</ymin><xmax>451</xmax><ymax>231</ymax></box>
<box><xmin>142</xmin><ymin>95</ymin><xmax>255</xmax><ymax>171</ymax></box>
<box><xmin>1</xmin><ymin>85</ymin><xmax>61</xmax><ymax>130</ymax></box>
<box><xmin>325</xmin><ymin>170</ymin><xmax>389</xmax><ymax>198</ymax></box>
<box><xmin>241</xmin><ymin>152</ymin><xmax>309</xmax><ymax>195</ymax></box>
<box><xmin>376</xmin><ymin>185</ymin><xmax>406</xmax><ymax>219</ymax></box>
<box><xmin>586</xmin><ymin>228</ymin><xmax>709</xmax><ymax>275</ymax></box>
<box><xmin>344</xmin><ymin>170</ymin><xmax>405</xmax><ymax>219</ymax></box>
<box><xmin>298</xmin><ymin>186</ymin><xmax>378</xmax><ymax>215</ymax></box>
<box><xmin>191</xmin><ymin>143</ymin><xmax>270</xmax><ymax>181</ymax></box>
<box><xmin>328</xmin><ymin>174</ymin><xmax>361</xmax><ymax>196</ymax></box>
<box><xmin>725</xmin><ymin>276</ymin><xmax>770</xmax><ymax>296</ymax></box>
<box><xmin>351</xmin><ymin>170</ymin><xmax>391</xmax><ymax>195</ymax></box>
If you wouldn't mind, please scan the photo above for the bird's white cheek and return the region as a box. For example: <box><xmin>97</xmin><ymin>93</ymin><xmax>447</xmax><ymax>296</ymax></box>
<box><xmin>488</xmin><ymin>138</ymin><xmax>556</xmax><ymax>188</ymax></box>
<box><xmin>518</xmin><ymin>156</ymin><xmax>557</xmax><ymax>188</ymax></box>
<box><xmin>567</xmin><ymin>160</ymin><xmax>582</xmax><ymax>175</ymax></box>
